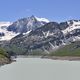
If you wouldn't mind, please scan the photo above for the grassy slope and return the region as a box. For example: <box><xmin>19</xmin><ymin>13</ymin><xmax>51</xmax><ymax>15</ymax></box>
<box><xmin>0</xmin><ymin>48</ymin><xmax>11</xmax><ymax>65</ymax></box>
<box><xmin>49</xmin><ymin>41</ymin><xmax>80</xmax><ymax>56</ymax></box>
<box><xmin>4</xmin><ymin>41</ymin><xmax>80</xmax><ymax>57</ymax></box>
<box><xmin>0</xmin><ymin>48</ymin><xmax>9</xmax><ymax>58</ymax></box>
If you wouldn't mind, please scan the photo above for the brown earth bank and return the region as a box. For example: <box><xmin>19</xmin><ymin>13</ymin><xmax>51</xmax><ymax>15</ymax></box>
<box><xmin>41</xmin><ymin>56</ymin><xmax>80</xmax><ymax>61</ymax></box>
<box><xmin>0</xmin><ymin>57</ymin><xmax>13</xmax><ymax>66</ymax></box>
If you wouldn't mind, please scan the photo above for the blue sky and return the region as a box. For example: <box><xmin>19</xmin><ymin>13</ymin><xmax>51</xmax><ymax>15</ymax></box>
<box><xmin>0</xmin><ymin>0</ymin><xmax>80</xmax><ymax>22</ymax></box>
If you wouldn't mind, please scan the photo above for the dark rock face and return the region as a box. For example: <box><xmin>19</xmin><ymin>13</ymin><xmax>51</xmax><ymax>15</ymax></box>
<box><xmin>60</xmin><ymin>22</ymin><xmax>69</xmax><ymax>30</ymax></box>
<box><xmin>65</xmin><ymin>29</ymin><xmax>80</xmax><ymax>39</ymax></box>
<box><xmin>0</xmin><ymin>32</ymin><xmax>5</xmax><ymax>37</ymax></box>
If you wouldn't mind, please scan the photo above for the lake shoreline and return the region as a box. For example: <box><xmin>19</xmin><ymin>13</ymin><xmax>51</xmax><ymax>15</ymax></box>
<box><xmin>16</xmin><ymin>55</ymin><xmax>80</xmax><ymax>61</ymax></box>
<box><xmin>41</xmin><ymin>56</ymin><xmax>80</xmax><ymax>61</ymax></box>
<box><xmin>1</xmin><ymin>55</ymin><xmax>80</xmax><ymax>66</ymax></box>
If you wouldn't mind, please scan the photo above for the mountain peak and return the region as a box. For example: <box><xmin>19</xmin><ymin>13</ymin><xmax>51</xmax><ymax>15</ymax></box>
<box><xmin>27</xmin><ymin>15</ymin><xmax>50</xmax><ymax>23</ymax></box>
<box><xmin>30</xmin><ymin>15</ymin><xmax>35</xmax><ymax>18</ymax></box>
<box><xmin>7</xmin><ymin>15</ymin><xmax>48</xmax><ymax>33</ymax></box>
<box><xmin>28</xmin><ymin>15</ymin><xmax>36</xmax><ymax>21</ymax></box>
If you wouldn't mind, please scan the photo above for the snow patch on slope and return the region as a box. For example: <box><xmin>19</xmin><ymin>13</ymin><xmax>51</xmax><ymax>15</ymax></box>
<box><xmin>62</xmin><ymin>20</ymin><xmax>80</xmax><ymax>34</ymax></box>
<box><xmin>0</xmin><ymin>27</ymin><xmax>19</xmax><ymax>41</ymax></box>
<box><xmin>23</xmin><ymin>30</ymin><xmax>32</xmax><ymax>35</ymax></box>
<box><xmin>42</xmin><ymin>31</ymin><xmax>54</xmax><ymax>38</ymax></box>
<box><xmin>0</xmin><ymin>22</ymin><xmax>19</xmax><ymax>41</ymax></box>
<box><xmin>0</xmin><ymin>22</ymin><xmax>12</xmax><ymax>27</ymax></box>
<box><xmin>0</xmin><ymin>32</ymin><xmax>19</xmax><ymax>41</ymax></box>
<box><xmin>35</xmin><ymin>16</ymin><xmax>50</xmax><ymax>23</ymax></box>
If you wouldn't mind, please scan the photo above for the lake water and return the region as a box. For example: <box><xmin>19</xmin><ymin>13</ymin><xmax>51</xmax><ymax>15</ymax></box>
<box><xmin>0</xmin><ymin>58</ymin><xmax>80</xmax><ymax>80</ymax></box>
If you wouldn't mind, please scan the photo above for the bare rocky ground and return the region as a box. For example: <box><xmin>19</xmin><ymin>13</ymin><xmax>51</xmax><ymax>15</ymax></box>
<box><xmin>0</xmin><ymin>57</ymin><xmax>12</xmax><ymax>66</ymax></box>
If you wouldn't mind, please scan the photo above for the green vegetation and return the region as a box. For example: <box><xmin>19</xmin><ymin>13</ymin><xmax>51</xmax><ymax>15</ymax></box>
<box><xmin>29</xmin><ymin>49</ymin><xmax>46</xmax><ymax>56</ymax></box>
<box><xmin>4</xmin><ymin>44</ymin><xmax>27</xmax><ymax>55</ymax></box>
<box><xmin>0</xmin><ymin>48</ymin><xmax>11</xmax><ymax>65</ymax></box>
<box><xmin>49</xmin><ymin>41</ymin><xmax>80</xmax><ymax>56</ymax></box>
<box><xmin>0</xmin><ymin>48</ymin><xmax>8</xmax><ymax>58</ymax></box>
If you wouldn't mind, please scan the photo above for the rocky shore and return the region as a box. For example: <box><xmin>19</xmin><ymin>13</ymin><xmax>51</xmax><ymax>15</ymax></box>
<box><xmin>0</xmin><ymin>57</ymin><xmax>12</xmax><ymax>66</ymax></box>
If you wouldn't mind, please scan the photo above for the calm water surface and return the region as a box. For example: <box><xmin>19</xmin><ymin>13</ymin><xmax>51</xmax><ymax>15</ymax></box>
<box><xmin>0</xmin><ymin>58</ymin><xmax>80</xmax><ymax>80</ymax></box>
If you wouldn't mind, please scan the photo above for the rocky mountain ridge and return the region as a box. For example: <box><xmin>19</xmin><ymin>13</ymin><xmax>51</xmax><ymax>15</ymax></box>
<box><xmin>6</xmin><ymin>19</ymin><xmax>80</xmax><ymax>55</ymax></box>
<box><xmin>0</xmin><ymin>16</ymin><xmax>80</xmax><ymax>55</ymax></box>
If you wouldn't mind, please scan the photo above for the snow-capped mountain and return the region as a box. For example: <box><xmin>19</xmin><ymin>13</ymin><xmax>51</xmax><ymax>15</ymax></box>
<box><xmin>0</xmin><ymin>16</ymin><xmax>80</xmax><ymax>51</ymax></box>
<box><xmin>0</xmin><ymin>17</ymin><xmax>80</xmax><ymax>55</ymax></box>
<box><xmin>60</xmin><ymin>20</ymin><xmax>80</xmax><ymax>42</ymax></box>
<box><xmin>0</xmin><ymin>16</ymin><xmax>49</xmax><ymax>41</ymax></box>
<box><xmin>0</xmin><ymin>22</ymin><xmax>20</xmax><ymax>41</ymax></box>
<box><xmin>62</xmin><ymin>20</ymin><xmax>80</xmax><ymax>34</ymax></box>
<box><xmin>7</xmin><ymin>15</ymin><xmax>49</xmax><ymax>33</ymax></box>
